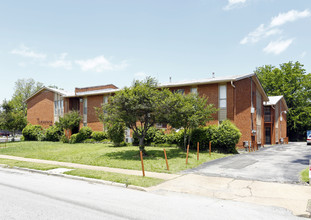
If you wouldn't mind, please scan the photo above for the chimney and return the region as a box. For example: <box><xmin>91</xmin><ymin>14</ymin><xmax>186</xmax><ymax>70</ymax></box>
<box><xmin>169</xmin><ymin>77</ymin><xmax>172</xmax><ymax>83</ymax></box>
<box><xmin>212</xmin><ymin>72</ymin><xmax>215</xmax><ymax>78</ymax></box>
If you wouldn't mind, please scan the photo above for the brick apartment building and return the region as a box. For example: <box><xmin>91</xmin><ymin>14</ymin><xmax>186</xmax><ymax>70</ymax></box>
<box><xmin>25</xmin><ymin>73</ymin><xmax>288</xmax><ymax>148</ymax></box>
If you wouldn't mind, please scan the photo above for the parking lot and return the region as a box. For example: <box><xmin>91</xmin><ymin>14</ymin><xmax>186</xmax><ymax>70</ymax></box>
<box><xmin>185</xmin><ymin>142</ymin><xmax>311</xmax><ymax>184</ymax></box>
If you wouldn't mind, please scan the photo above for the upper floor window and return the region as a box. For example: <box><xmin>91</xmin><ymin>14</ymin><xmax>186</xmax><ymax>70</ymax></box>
<box><xmin>219</xmin><ymin>84</ymin><xmax>227</xmax><ymax>108</ymax></box>
<box><xmin>264</xmin><ymin>107</ymin><xmax>271</xmax><ymax>122</ymax></box>
<box><xmin>190</xmin><ymin>87</ymin><xmax>198</xmax><ymax>94</ymax></box>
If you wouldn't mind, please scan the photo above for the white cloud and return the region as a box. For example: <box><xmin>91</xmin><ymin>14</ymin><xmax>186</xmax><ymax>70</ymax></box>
<box><xmin>240</xmin><ymin>24</ymin><xmax>282</xmax><ymax>44</ymax></box>
<box><xmin>75</xmin><ymin>55</ymin><xmax>128</xmax><ymax>72</ymax></box>
<box><xmin>270</xmin><ymin>9</ymin><xmax>311</xmax><ymax>27</ymax></box>
<box><xmin>10</xmin><ymin>45</ymin><xmax>46</xmax><ymax>59</ymax></box>
<box><xmin>48</xmin><ymin>53</ymin><xmax>72</xmax><ymax>70</ymax></box>
<box><xmin>240</xmin><ymin>9</ymin><xmax>310</xmax><ymax>47</ymax></box>
<box><xmin>223</xmin><ymin>0</ymin><xmax>246</xmax><ymax>11</ymax></box>
<box><xmin>301</xmin><ymin>51</ymin><xmax>307</xmax><ymax>58</ymax></box>
<box><xmin>263</xmin><ymin>39</ymin><xmax>293</xmax><ymax>55</ymax></box>
<box><xmin>134</xmin><ymin>72</ymin><xmax>148</xmax><ymax>80</ymax></box>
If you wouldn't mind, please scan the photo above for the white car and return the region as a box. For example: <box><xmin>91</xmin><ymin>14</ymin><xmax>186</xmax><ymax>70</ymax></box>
<box><xmin>307</xmin><ymin>134</ymin><xmax>311</xmax><ymax>145</ymax></box>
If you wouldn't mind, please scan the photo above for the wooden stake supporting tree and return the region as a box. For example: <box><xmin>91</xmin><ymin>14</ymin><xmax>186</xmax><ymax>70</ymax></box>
<box><xmin>140</xmin><ymin>151</ymin><xmax>145</xmax><ymax>177</ymax></box>
<box><xmin>164</xmin><ymin>149</ymin><xmax>169</xmax><ymax>170</ymax></box>
<box><xmin>186</xmin><ymin>145</ymin><xmax>190</xmax><ymax>165</ymax></box>
<box><xmin>197</xmin><ymin>142</ymin><xmax>199</xmax><ymax>160</ymax></box>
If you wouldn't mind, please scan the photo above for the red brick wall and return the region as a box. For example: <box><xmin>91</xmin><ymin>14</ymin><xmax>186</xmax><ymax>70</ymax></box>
<box><xmin>75</xmin><ymin>84</ymin><xmax>117</xmax><ymax>93</ymax></box>
<box><xmin>234</xmin><ymin>78</ymin><xmax>252</xmax><ymax>147</ymax></box>
<box><xmin>198</xmin><ymin>83</ymin><xmax>218</xmax><ymax>124</ymax></box>
<box><xmin>280</xmin><ymin>101</ymin><xmax>287</xmax><ymax>139</ymax></box>
<box><xmin>86</xmin><ymin>95</ymin><xmax>104</xmax><ymax>131</ymax></box>
<box><xmin>27</xmin><ymin>90</ymin><xmax>54</xmax><ymax>128</ymax></box>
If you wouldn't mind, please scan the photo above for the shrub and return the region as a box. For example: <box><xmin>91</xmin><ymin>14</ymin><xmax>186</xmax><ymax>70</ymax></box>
<box><xmin>69</xmin><ymin>133</ymin><xmax>79</xmax><ymax>144</ymax></box>
<box><xmin>44</xmin><ymin>125</ymin><xmax>62</xmax><ymax>142</ymax></box>
<box><xmin>22</xmin><ymin>124</ymin><xmax>43</xmax><ymax>141</ymax></box>
<box><xmin>107</xmin><ymin>122</ymin><xmax>125</xmax><ymax>146</ymax></box>
<box><xmin>60</xmin><ymin>135</ymin><xmax>69</xmax><ymax>143</ymax></box>
<box><xmin>213</xmin><ymin>120</ymin><xmax>241</xmax><ymax>154</ymax></box>
<box><xmin>175</xmin><ymin>120</ymin><xmax>241</xmax><ymax>154</ymax></box>
<box><xmin>91</xmin><ymin>131</ymin><xmax>108</xmax><ymax>141</ymax></box>
<box><xmin>83</xmin><ymin>138</ymin><xmax>97</xmax><ymax>143</ymax></box>
<box><xmin>78</xmin><ymin>126</ymin><xmax>93</xmax><ymax>141</ymax></box>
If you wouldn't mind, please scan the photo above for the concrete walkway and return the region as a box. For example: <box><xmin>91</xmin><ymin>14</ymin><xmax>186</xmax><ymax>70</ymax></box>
<box><xmin>148</xmin><ymin>174</ymin><xmax>311</xmax><ymax>217</ymax></box>
<box><xmin>0</xmin><ymin>154</ymin><xmax>179</xmax><ymax>180</ymax></box>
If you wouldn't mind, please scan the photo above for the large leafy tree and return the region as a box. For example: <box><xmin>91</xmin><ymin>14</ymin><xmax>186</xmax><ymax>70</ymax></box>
<box><xmin>11</xmin><ymin>78</ymin><xmax>44</xmax><ymax>115</ymax></box>
<box><xmin>97</xmin><ymin>77</ymin><xmax>167</xmax><ymax>153</ymax></box>
<box><xmin>255</xmin><ymin>61</ymin><xmax>311</xmax><ymax>140</ymax></box>
<box><xmin>0</xmin><ymin>100</ymin><xmax>27</xmax><ymax>138</ymax></box>
<box><xmin>163</xmin><ymin>92</ymin><xmax>217</xmax><ymax>149</ymax></box>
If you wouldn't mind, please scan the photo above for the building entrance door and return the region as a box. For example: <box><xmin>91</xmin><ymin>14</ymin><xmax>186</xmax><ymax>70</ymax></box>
<box><xmin>265</xmin><ymin>127</ymin><xmax>271</xmax><ymax>144</ymax></box>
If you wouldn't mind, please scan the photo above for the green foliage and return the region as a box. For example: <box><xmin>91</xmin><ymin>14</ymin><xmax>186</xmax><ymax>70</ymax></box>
<box><xmin>162</xmin><ymin>92</ymin><xmax>217</xmax><ymax>148</ymax></box>
<box><xmin>132</xmin><ymin>127</ymin><xmax>162</xmax><ymax>145</ymax></box>
<box><xmin>255</xmin><ymin>61</ymin><xmax>311</xmax><ymax>140</ymax></box>
<box><xmin>68</xmin><ymin>126</ymin><xmax>93</xmax><ymax>144</ymax></box>
<box><xmin>176</xmin><ymin>120</ymin><xmax>241</xmax><ymax>153</ymax></box>
<box><xmin>60</xmin><ymin>135</ymin><xmax>69</xmax><ymax>143</ymax></box>
<box><xmin>96</xmin><ymin>77</ymin><xmax>168</xmax><ymax>152</ymax></box>
<box><xmin>107</xmin><ymin>122</ymin><xmax>125</xmax><ymax>146</ymax></box>
<box><xmin>11</xmin><ymin>78</ymin><xmax>44</xmax><ymax>115</ymax></box>
<box><xmin>69</xmin><ymin>133</ymin><xmax>79</xmax><ymax>144</ymax></box>
<box><xmin>58</xmin><ymin>111</ymin><xmax>82</xmax><ymax>133</ymax></box>
<box><xmin>22</xmin><ymin>124</ymin><xmax>43</xmax><ymax>141</ymax></box>
<box><xmin>78</xmin><ymin>126</ymin><xmax>93</xmax><ymax>140</ymax></box>
<box><xmin>91</xmin><ymin>131</ymin><xmax>108</xmax><ymax>141</ymax></box>
<box><xmin>0</xmin><ymin>100</ymin><xmax>27</xmax><ymax>135</ymax></box>
<box><xmin>44</xmin><ymin>125</ymin><xmax>62</xmax><ymax>142</ymax></box>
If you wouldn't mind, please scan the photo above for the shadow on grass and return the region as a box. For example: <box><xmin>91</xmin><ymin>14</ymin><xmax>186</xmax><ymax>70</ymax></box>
<box><xmin>104</xmin><ymin>148</ymin><xmax>186</xmax><ymax>161</ymax></box>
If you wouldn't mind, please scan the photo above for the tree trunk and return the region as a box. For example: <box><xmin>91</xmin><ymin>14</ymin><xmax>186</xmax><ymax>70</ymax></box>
<box><xmin>139</xmin><ymin>137</ymin><xmax>146</xmax><ymax>155</ymax></box>
<box><xmin>183</xmin><ymin>130</ymin><xmax>187</xmax><ymax>151</ymax></box>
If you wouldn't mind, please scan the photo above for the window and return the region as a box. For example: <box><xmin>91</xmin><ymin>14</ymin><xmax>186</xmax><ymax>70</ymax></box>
<box><xmin>190</xmin><ymin>87</ymin><xmax>198</xmax><ymax>94</ymax></box>
<box><xmin>174</xmin><ymin>89</ymin><xmax>185</xmax><ymax>95</ymax></box>
<box><xmin>103</xmin><ymin>95</ymin><xmax>109</xmax><ymax>104</ymax></box>
<box><xmin>83</xmin><ymin>98</ymin><xmax>87</xmax><ymax>126</ymax></box>
<box><xmin>219</xmin><ymin>85</ymin><xmax>227</xmax><ymax>108</ymax></box>
<box><xmin>218</xmin><ymin>84</ymin><xmax>227</xmax><ymax>122</ymax></box>
<box><xmin>264</xmin><ymin>107</ymin><xmax>271</xmax><ymax>122</ymax></box>
<box><xmin>54</xmin><ymin>101</ymin><xmax>58</xmax><ymax>115</ymax></box>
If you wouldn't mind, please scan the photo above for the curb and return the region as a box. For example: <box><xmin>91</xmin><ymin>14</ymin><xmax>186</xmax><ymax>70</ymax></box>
<box><xmin>0</xmin><ymin>164</ymin><xmax>147</xmax><ymax>192</ymax></box>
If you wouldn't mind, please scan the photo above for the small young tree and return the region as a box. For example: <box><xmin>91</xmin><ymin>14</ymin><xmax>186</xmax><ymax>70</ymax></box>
<box><xmin>57</xmin><ymin>111</ymin><xmax>82</xmax><ymax>137</ymax></box>
<box><xmin>164</xmin><ymin>93</ymin><xmax>217</xmax><ymax>149</ymax></box>
<box><xmin>96</xmin><ymin>77</ymin><xmax>165</xmax><ymax>153</ymax></box>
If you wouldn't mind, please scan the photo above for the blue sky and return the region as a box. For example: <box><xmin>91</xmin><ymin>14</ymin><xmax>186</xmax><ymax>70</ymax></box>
<box><xmin>0</xmin><ymin>0</ymin><xmax>310</xmax><ymax>103</ymax></box>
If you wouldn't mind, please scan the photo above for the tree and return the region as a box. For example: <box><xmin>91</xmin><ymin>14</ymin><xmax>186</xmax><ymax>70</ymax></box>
<box><xmin>0</xmin><ymin>100</ymin><xmax>27</xmax><ymax>139</ymax></box>
<box><xmin>96</xmin><ymin>77</ymin><xmax>166</xmax><ymax>153</ymax></box>
<box><xmin>57</xmin><ymin>111</ymin><xmax>82</xmax><ymax>137</ymax></box>
<box><xmin>255</xmin><ymin>61</ymin><xmax>311</xmax><ymax>140</ymax></box>
<box><xmin>10</xmin><ymin>78</ymin><xmax>44</xmax><ymax>115</ymax></box>
<box><xmin>163</xmin><ymin>92</ymin><xmax>217</xmax><ymax>149</ymax></box>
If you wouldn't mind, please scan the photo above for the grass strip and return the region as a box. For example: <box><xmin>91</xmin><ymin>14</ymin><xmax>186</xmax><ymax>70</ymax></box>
<box><xmin>65</xmin><ymin>169</ymin><xmax>164</xmax><ymax>187</ymax></box>
<box><xmin>0</xmin><ymin>158</ymin><xmax>164</xmax><ymax>187</ymax></box>
<box><xmin>300</xmin><ymin>167</ymin><xmax>309</xmax><ymax>183</ymax></box>
<box><xmin>0</xmin><ymin>158</ymin><xmax>62</xmax><ymax>170</ymax></box>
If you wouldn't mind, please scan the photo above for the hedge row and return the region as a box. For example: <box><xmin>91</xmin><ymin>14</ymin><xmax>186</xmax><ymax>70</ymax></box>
<box><xmin>133</xmin><ymin>120</ymin><xmax>241</xmax><ymax>153</ymax></box>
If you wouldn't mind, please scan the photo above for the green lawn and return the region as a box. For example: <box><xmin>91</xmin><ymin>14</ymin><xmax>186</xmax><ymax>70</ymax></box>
<box><xmin>0</xmin><ymin>141</ymin><xmax>230</xmax><ymax>173</ymax></box>
<box><xmin>300</xmin><ymin>167</ymin><xmax>309</xmax><ymax>183</ymax></box>
<box><xmin>0</xmin><ymin>158</ymin><xmax>162</xmax><ymax>187</ymax></box>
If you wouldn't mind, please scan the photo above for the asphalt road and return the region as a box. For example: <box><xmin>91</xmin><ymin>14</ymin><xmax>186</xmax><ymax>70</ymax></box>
<box><xmin>0</xmin><ymin>167</ymin><xmax>301</xmax><ymax>220</ymax></box>
<box><xmin>186</xmin><ymin>142</ymin><xmax>311</xmax><ymax>183</ymax></box>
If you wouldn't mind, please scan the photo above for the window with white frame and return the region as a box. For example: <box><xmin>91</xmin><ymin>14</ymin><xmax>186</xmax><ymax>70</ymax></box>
<box><xmin>218</xmin><ymin>84</ymin><xmax>227</xmax><ymax>122</ymax></box>
<box><xmin>83</xmin><ymin>98</ymin><xmax>87</xmax><ymax>126</ymax></box>
<box><xmin>190</xmin><ymin>87</ymin><xmax>198</xmax><ymax>94</ymax></box>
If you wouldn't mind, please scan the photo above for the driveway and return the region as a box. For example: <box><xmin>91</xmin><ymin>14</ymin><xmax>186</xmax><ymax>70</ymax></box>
<box><xmin>184</xmin><ymin>142</ymin><xmax>311</xmax><ymax>184</ymax></box>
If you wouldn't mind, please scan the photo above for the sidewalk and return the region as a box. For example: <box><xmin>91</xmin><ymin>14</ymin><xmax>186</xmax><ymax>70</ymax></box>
<box><xmin>0</xmin><ymin>154</ymin><xmax>179</xmax><ymax>180</ymax></box>
<box><xmin>148</xmin><ymin>174</ymin><xmax>311</xmax><ymax>217</ymax></box>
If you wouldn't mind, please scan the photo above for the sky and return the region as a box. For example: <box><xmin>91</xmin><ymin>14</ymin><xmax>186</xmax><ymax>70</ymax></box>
<box><xmin>0</xmin><ymin>0</ymin><xmax>310</xmax><ymax>103</ymax></box>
